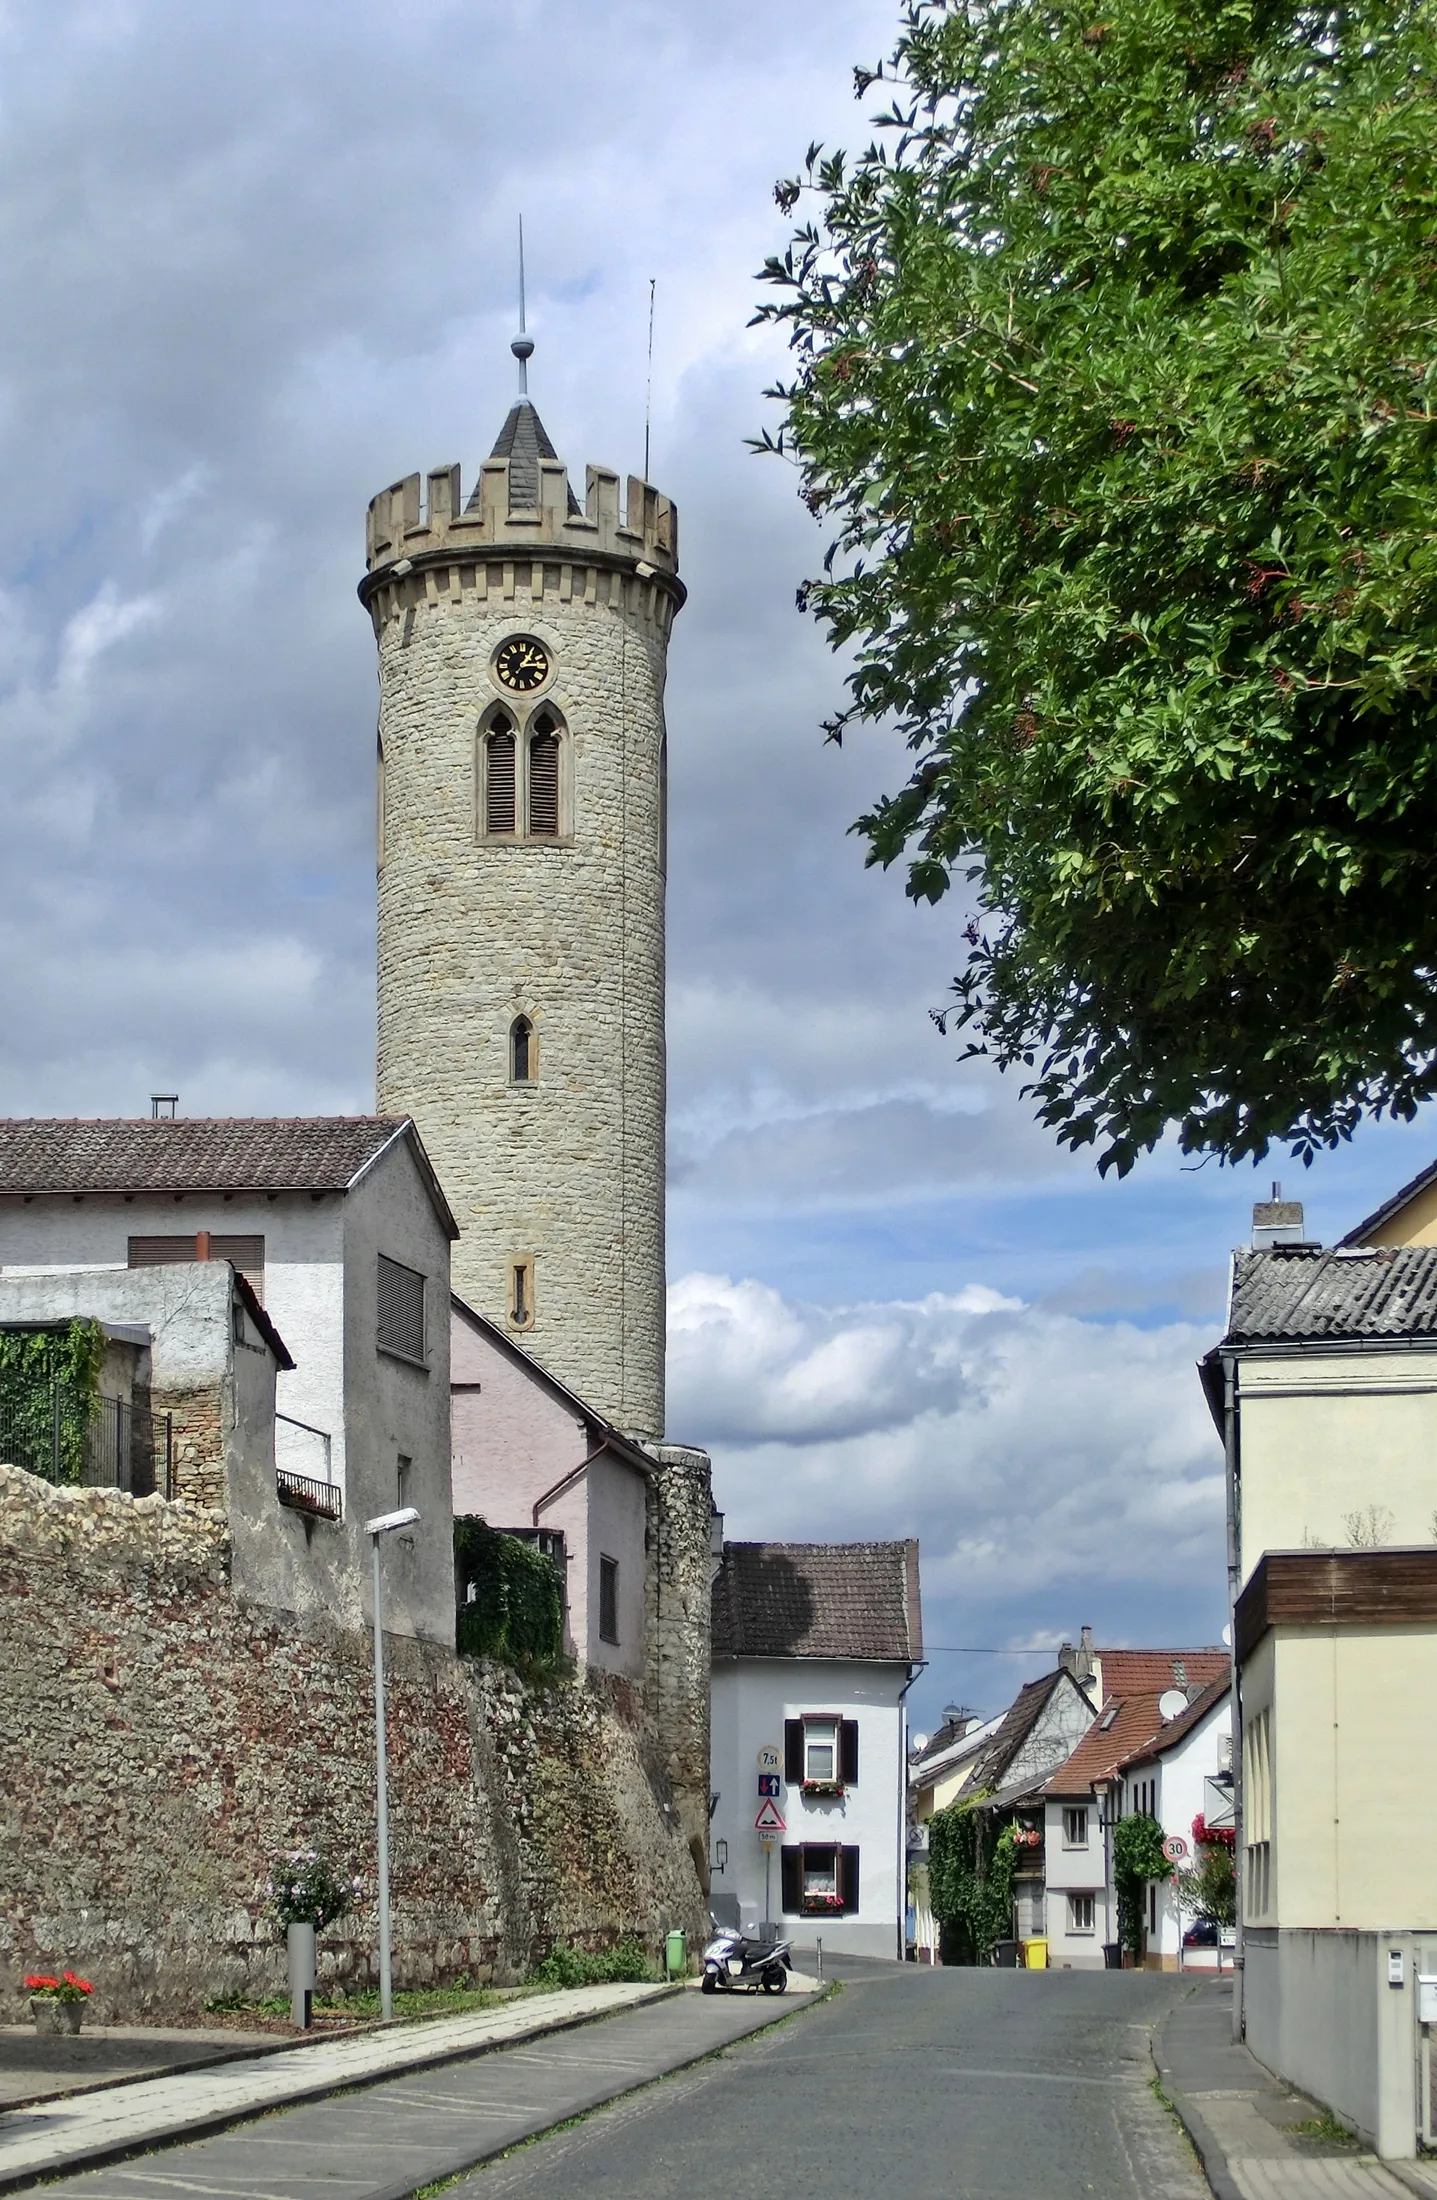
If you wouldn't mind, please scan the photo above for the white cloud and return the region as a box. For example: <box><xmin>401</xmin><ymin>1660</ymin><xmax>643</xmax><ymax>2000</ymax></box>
<box><xmin>670</xmin><ymin>1271</ymin><xmax>1223</xmax><ymax>1601</ymax></box>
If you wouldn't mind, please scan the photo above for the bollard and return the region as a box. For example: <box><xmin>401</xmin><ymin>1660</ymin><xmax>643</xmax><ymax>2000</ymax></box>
<box><xmin>287</xmin><ymin>1921</ymin><xmax>316</xmax><ymax>2030</ymax></box>
<box><xmin>816</xmin><ymin>1936</ymin><xmax>823</xmax><ymax>1986</ymax></box>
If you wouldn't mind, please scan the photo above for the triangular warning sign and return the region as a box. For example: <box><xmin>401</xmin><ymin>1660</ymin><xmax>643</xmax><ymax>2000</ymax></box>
<box><xmin>754</xmin><ymin>1799</ymin><xmax>786</xmax><ymax>1834</ymax></box>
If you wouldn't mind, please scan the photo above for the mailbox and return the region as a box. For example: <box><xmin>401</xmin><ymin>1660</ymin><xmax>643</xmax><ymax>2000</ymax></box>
<box><xmin>1418</xmin><ymin>1975</ymin><xmax>1437</xmax><ymax>2026</ymax></box>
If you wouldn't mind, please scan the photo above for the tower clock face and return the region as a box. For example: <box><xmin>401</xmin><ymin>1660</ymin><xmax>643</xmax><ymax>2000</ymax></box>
<box><xmin>493</xmin><ymin>635</ymin><xmax>551</xmax><ymax>694</ymax></box>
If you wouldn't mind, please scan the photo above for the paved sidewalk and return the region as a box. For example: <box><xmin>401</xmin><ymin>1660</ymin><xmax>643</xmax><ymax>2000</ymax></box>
<box><xmin>1154</xmin><ymin>1979</ymin><xmax>1431</xmax><ymax>2200</ymax></box>
<box><xmin>0</xmin><ymin>2022</ymin><xmax>287</xmax><ymax>2110</ymax></box>
<box><xmin>0</xmin><ymin>1978</ymin><xmax>820</xmax><ymax>2198</ymax></box>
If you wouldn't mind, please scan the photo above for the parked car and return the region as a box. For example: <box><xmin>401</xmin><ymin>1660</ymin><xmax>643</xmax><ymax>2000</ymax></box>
<box><xmin>1183</xmin><ymin>1918</ymin><xmax>1219</xmax><ymax>1948</ymax></box>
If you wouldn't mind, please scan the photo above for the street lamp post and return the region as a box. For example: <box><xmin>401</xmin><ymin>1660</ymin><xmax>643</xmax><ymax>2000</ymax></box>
<box><xmin>365</xmin><ymin>1506</ymin><xmax>420</xmax><ymax>2021</ymax></box>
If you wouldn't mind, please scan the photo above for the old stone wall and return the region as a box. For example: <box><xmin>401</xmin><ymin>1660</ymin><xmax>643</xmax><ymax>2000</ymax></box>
<box><xmin>0</xmin><ymin>1466</ymin><xmax>703</xmax><ymax>2020</ymax></box>
<box><xmin>371</xmin><ymin>455</ymin><xmax>676</xmax><ymax>1442</ymax></box>
<box><xmin>158</xmin><ymin>1383</ymin><xmax>227</xmax><ymax>1505</ymax></box>
<box><xmin>646</xmin><ymin>1445</ymin><xmax>715</xmax><ymax>1883</ymax></box>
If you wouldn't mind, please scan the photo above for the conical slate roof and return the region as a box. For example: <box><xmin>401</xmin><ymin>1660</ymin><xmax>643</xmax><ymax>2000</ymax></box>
<box><xmin>470</xmin><ymin>398</ymin><xmax>581</xmax><ymax>516</ymax></box>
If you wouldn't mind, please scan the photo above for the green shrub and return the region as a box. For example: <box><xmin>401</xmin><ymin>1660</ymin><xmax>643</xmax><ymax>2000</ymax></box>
<box><xmin>528</xmin><ymin>1935</ymin><xmax>652</xmax><ymax>1990</ymax></box>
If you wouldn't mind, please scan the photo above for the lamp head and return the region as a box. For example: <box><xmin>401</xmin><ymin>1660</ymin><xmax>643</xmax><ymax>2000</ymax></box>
<box><xmin>365</xmin><ymin>1507</ymin><xmax>421</xmax><ymax>1537</ymax></box>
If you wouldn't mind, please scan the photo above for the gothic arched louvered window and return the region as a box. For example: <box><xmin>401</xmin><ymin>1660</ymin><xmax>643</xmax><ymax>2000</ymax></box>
<box><xmin>528</xmin><ymin>713</ymin><xmax>561</xmax><ymax>838</ymax></box>
<box><xmin>510</xmin><ymin>1014</ymin><xmax>534</xmax><ymax>1083</ymax></box>
<box><xmin>485</xmin><ymin>716</ymin><xmax>517</xmax><ymax>835</ymax></box>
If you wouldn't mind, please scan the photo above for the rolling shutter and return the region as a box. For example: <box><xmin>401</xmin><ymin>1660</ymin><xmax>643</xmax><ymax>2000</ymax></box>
<box><xmin>840</xmin><ymin>1719</ymin><xmax>859</xmax><ymax>1786</ymax></box>
<box><xmin>377</xmin><ymin>1254</ymin><xmax>426</xmax><ymax>1362</ymax></box>
<box><xmin>784</xmin><ymin>1720</ymin><xmax>804</xmax><ymax>1786</ymax></box>
<box><xmin>840</xmin><ymin>1846</ymin><xmax>861</xmax><ymax>1915</ymax></box>
<box><xmin>780</xmin><ymin>1845</ymin><xmax>802</xmax><ymax>1915</ymax></box>
<box><xmin>528</xmin><ymin>730</ymin><xmax>560</xmax><ymax>837</ymax></box>
<box><xmin>128</xmin><ymin>1234</ymin><xmax>265</xmax><ymax>1297</ymax></box>
<box><xmin>486</xmin><ymin>730</ymin><xmax>516</xmax><ymax>834</ymax></box>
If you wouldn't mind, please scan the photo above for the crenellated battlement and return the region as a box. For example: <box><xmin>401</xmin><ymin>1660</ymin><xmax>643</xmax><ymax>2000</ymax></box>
<box><xmin>363</xmin><ymin>456</ymin><xmax>679</xmax><ymax>588</ymax></box>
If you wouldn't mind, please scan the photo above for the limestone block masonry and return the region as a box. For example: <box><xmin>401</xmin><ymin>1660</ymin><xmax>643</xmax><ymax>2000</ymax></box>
<box><xmin>363</xmin><ymin>447</ymin><xmax>683</xmax><ymax>1441</ymax></box>
<box><xmin>0</xmin><ymin>1465</ymin><xmax>704</xmax><ymax>2019</ymax></box>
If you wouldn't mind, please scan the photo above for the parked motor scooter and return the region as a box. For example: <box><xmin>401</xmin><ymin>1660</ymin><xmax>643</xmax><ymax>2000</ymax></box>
<box><xmin>700</xmin><ymin>1922</ymin><xmax>793</xmax><ymax>1994</ymax></box>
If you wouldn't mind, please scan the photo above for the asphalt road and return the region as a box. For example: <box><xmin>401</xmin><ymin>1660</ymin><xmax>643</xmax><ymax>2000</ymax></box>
<box><xmin>453</xmin><ymin>1960</ymin><xmax>1211</xmax><ymax>2200</ymax></box>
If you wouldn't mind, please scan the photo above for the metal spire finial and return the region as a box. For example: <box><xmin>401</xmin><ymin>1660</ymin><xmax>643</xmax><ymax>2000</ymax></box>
<box><xmin>511</xmin><ymin>215</ymin><xmax>534</xmax><ymax>402</ymax></box>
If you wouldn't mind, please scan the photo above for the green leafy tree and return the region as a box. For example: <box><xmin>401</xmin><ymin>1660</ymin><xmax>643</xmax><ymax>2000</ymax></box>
<box><xmin>757</xmin><ymin>0</ymin><xmax>1437</xmax><ymax>1172</ymax></box>
<box><xmin>1179</xmin><ymin>1839</ymin><xmax>1237</xmax><ymax>1929</ymax></box>
<box><xmin>1112</xmin><ymin>1811</ymin><xmax>1170</xmax><ymax>1954</ymax></box>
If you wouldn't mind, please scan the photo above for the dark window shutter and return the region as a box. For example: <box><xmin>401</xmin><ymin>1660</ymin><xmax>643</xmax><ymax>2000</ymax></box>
<box><xmin>840</xmin><ymin>1845</ymin><xmax>861</xmax><ymax>1915</ymax></box>
<box><xmin>528</xmin><ymin>730</ymin><xmax>560</xmax><ymax>836</ymax></box>
<box><xmin>840</xmin><ymin>1719</ymin><xmax>859</xmax><ymax>1786</ymax></box>
<box><xmin>486</xmin><ymin>728</ymin><xmax>516</xmax><ymax>834</ymax></box>
<box><xmin>377</xmin><ymin>1254</ymin><xmax>426</xmax><ymax>1361</ymax></box>
<box><xmin>780</xmin><ymin>1845</ymin><xmax>802</xmax><ymax>1914</ymax></box>
<box><xmin>784</xmin><ymin>1720</ymin><xmax>804</xmax><ymax>1785</ymax></box>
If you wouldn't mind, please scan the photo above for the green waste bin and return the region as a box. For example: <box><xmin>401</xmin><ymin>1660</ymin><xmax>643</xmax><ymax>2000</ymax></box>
<box><xmin>664</xmin><ymin>1928</ymin><xmax>687</xmax><ymax>1980</ymax></box>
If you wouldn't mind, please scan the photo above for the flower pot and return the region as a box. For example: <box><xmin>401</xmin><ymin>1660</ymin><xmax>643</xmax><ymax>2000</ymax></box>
<box><xmin>30</xmin><ymin>1996</ymin><xmax>83</xmax><ymax>2035</ymax></box>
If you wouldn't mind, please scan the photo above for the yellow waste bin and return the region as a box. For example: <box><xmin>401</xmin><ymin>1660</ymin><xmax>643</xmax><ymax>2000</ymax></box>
<box><xmin>1022</xmin><ymin>1938</ymin><xmax>1048</xmax><ymax>1969</ymax></box>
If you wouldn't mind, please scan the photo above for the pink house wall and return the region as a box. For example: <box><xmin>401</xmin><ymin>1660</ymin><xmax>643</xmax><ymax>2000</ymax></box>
<box><xmin>449</xmin><ymin>1305</ymin><xmax>647</xmax><ymax>1676</ymax></box>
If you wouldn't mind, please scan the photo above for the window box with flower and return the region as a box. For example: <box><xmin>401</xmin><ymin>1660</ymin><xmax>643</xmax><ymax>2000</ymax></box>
<box><xmin>801</xmin><ymin>1778</ymin><xmax>845</xmax><ymax>1801</ymax></box>
<box><xmin>26</xmin><ymin>1971</ymin><xmax>93</xmax><ymax>2035</ymax></box>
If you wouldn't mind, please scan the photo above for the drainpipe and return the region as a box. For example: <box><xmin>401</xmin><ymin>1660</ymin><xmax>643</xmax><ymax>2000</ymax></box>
<box><xmin>1223</xmin><ymin>1346</ymin><xmax>1245</xmax><ymax>2043</ymax></box>
<box><xmin>897</xmin><ymin>1663</ymin><xmax>927</xmax><ymax>1962</ymax></box>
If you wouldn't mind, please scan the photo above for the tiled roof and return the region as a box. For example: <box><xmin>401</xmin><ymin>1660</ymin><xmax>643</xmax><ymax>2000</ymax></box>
<box><xmin>1118</xmin><ymin>1676</ymin><xmax>1229</xmax><ymax>1770</ymax></box>
<box><xmin>711</xmin><ymin>1540</ymin><xmax>922</xmax><ymax>1663</ymax></box>
<box><xmin>1045</xmin><ymin>1649</ymin><xmax>1228</xmax><ymax>1795</ymax></box>
<box><xmin>0</xmin><ymin>1118</ymin><xmax>458</xmax><ymax>1235</ymax></box>
<box><xmin>969</xmin><ymin>1673</ymin><xmax>1065</xmax><ymax>1793</ymax></box>
<box><xmin>1225</xmin><ymin>1245</ymin><xmax>1437</xmax><ymax>1344</ymax></box>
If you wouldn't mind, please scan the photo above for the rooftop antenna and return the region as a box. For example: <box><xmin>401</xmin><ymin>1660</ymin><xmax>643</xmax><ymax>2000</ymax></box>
<box><xmin>643</xmin><ymin>278</ymin><xmax>656</xmax><ymax>481</ymax></box>
<box><xmin>511</xmin><ymin>216</ymin><xmax>533</xmax><ymax>403</ymax></box>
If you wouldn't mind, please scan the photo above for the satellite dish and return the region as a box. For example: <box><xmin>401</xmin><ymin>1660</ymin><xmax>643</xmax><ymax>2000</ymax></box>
<box><xmin>1222</xmin><ymin>1623</ymin><xmax>1233</xmax><ymax>1647</ymax></box>
<box><xmin>910</xmin><ymin>1732</ymin><xmax>930</xmax><ymax>1755</ymax></box>
<box><xmin>1158</xmin><ymin>1688</ymin><xmax>1187</xmax><ymax>1721</ymax></box>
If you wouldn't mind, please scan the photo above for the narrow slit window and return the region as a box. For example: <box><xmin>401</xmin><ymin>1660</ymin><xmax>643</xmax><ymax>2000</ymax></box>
<box><xmin>485</xmin><ymin>717</ymin><xmax>516</xmax><ymax>835</ymax></box>
<box><xmin>511</xmin><ymin>1259</ymin><xmax>533</xmax><ymax>1328</ymax></box>
<box><xmin>599</xmin><ymin>1554</ymin><xmax>619</xmax><ymax>1644</ymax></box>
<box><xmin>510</xmin><ymin>1015</ymin><xmax>534</xmax><ymax>1083</ymax></box>
<box><xmin>528</xmin><ymin>715</ymin><xmax>561</xmax><ymax>837</ymax></box>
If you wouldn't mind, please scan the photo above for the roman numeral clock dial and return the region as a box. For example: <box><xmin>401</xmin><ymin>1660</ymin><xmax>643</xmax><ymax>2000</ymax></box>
<box><xmin>494</xmin><ymin>636</ymin><xmax>550</xmax><ymax>693</ymax></box>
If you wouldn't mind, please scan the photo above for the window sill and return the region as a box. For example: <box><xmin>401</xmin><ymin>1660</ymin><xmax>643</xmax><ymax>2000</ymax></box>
<box><xmin>377</xmin><ymin>1343</ymin><xmax>429</xmax><ymax>1373</ymax></box>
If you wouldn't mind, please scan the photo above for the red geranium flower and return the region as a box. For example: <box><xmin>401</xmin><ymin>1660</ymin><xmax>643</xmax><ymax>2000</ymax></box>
<box><xmin>25</xmin><ymin>1975</ymin><xmax>61</xmax><ymax>1991</ymax></box>
<box><xmin>62</xmin><ymin>1972</ymin><xmax>93</xmax><ymax>1994</ymax></box>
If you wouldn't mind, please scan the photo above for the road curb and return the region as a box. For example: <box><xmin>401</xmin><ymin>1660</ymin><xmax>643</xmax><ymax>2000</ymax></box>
<box><xmin>354</xmin><ymin>1979</ymin><xmax>836</xmax><ymax>2200</ymax></box>
<box><xmin>1150</xmin><ymin>1998</ymin><xmax>1248</xmax><ymax>2200</ymax></box>
<box><xmin>0</xmin><ymin>1985</ymin><xmax>683</xmax><ymax>2197</ymax></box>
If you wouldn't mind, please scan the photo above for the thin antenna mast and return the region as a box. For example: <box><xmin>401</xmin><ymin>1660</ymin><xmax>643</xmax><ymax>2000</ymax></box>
<box><xmin>511</xmin><ymin>215</ymin><xmax>534</xmax><ymax>401</ymax></box>
<box><xmin>643</xmin><ymin>278</ymin><xmax>656</xmax><ymax>481</ymax></box>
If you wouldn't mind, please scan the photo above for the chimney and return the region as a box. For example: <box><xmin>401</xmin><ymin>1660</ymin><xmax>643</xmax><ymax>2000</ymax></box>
<box><xmin>1252</xmin><ymin>1178</ymin><xmax>1306</xmax><ymax>1249</ymax></box>
<box><xmin>150</xmin><ymin>1093</ymin><xmax>179</xmax><ymax>1120</ymax></box>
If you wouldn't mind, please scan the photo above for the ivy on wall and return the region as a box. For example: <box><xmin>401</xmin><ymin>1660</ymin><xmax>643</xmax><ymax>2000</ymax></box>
<box><xmin>453</xmin><ymin>1517</ymin><xmax>564</xmax><ymax>1674</ymax></box>
<box><xmin>927</xmin><ymin>1796</ymin><xmax>1017</xmax><ymax>1965</ymax></box>
<box><xmin>0</xmin><ymin>1321</ymin><xmax>106</xmax><ymax>1486</ymax></box>
<box><xmin>1113</xmin><ymin>1810</ymin><xmax>1170</xmax><ymax>1955</ymax></box>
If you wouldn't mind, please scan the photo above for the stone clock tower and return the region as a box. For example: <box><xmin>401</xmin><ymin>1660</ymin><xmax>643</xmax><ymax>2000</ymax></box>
<box><xmin>361</xmin><ymin>351</ymin><xmax>683</xmax><ymax>1440</ymax></box>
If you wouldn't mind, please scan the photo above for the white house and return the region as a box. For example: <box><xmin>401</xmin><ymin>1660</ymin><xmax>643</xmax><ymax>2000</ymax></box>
<box><xmin>1116</xmin><ymin>1677</ymin><xmax>1233</xmax><ymax>1971</ymax></box>
<box><xmin>1042</xmin><ymin>1648</ymin><xmax>1229</xmax><ymax>1970</ymax></box>
<box><xmin>450</xmin><ymin>1292</ymin><xmax>653</xmax><ymax>1680</ymax></box>
<box><xmin>0</xmin><ymin>1115</ymin><xmax>458</xmax><ymax>1641</ymax></box>
<box><xmin>709</xmin><ymin>1540</ymin><xmax>922</xmax><ymax>1961</ymax></box>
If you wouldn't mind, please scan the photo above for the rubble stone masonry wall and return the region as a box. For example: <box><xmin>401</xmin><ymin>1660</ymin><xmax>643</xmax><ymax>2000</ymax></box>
<box><xmin>0</xmin><ymin>1466</ymin><xmax>704</xmax><ymax>2021</ymax></box>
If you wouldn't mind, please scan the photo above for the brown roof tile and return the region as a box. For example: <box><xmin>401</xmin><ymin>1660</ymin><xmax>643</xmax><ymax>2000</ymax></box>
<box><xmin>1045</xmin><ymin>1648</ymin><xmax>1228</xmax><ymax>1795</ymax></box>
<box><xmin>0</xmin><ymin>1118</ymin><xmax>458</xmax><ymax>1235</ymax></box>
<box><xmin>711</xmin><ymin>1540</ymin><xmax>922</xmax><ymax>1663</ymax></box>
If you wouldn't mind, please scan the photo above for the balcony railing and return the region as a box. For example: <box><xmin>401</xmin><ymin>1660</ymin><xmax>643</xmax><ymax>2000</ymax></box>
<box><xmin>0</xmin><ymin>1378</ymin><xmax>174</xmax><ymax>1498</ymax></box>
<box><xmin>276</xmin><ymin>1469</ymin><xmax>343</xmax><ymax>1521</ymax></box>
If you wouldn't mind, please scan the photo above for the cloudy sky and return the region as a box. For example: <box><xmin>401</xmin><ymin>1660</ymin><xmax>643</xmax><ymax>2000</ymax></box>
<box><xmin>3</xmin><ymin>0</ymin><xmax>1433</xmax><ymax>1734</ymax></box>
